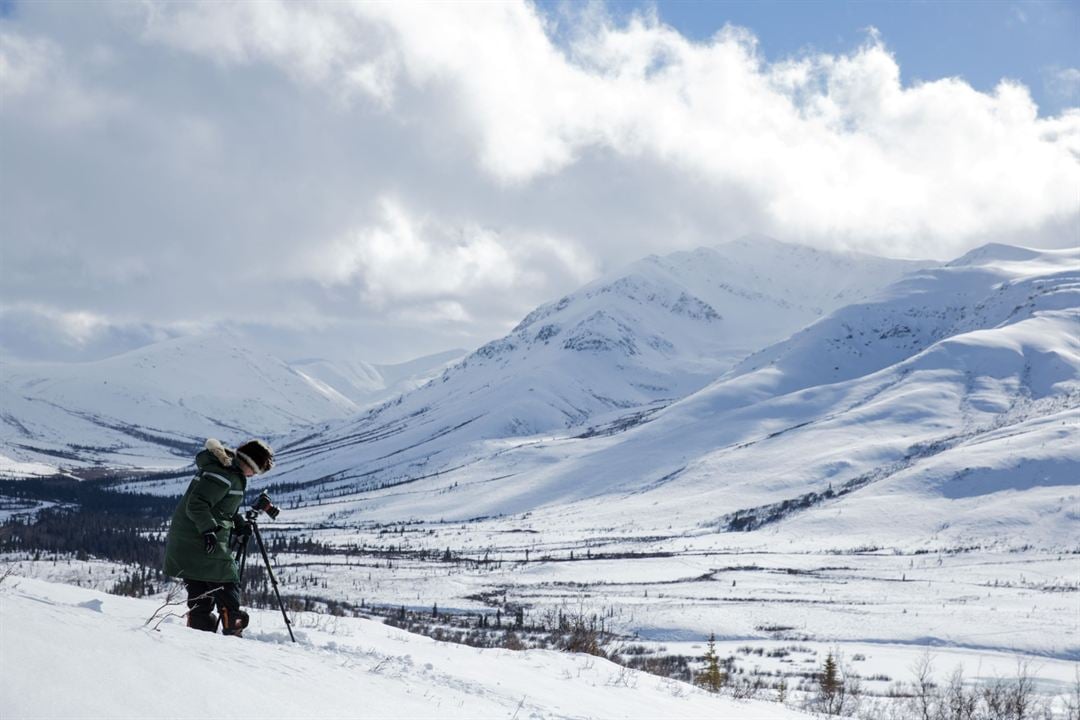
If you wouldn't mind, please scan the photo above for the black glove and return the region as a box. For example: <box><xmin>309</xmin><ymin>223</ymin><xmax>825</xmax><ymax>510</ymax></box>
<box><xmin>232</xmin><ymin>513</ymin><xmax>251</xmax><ymax>537</ymax></box>
<box><xmin>229</xmin><ymin>515</ymin><xmax>251</xmax><ymax>552</ymax></box>
<box><xmin>203</xmin><ymin>529</ymin><xmax>220</xmax><ymax>555</ymax></box>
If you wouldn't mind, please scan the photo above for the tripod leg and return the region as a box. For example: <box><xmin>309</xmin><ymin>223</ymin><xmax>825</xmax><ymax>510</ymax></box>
<box><xmin>251</xmin><ymin>521</ymin><xmax>296</xmax><ymax>643</ymax></box>
<box><xmin>216</xmin><ymin>540</ymin><xmax>249</xmax><ymax>634</ymax></box>
<box><xmin>237</xmin><ymin>538</ymin><xmax>249</xmax><ymax>584</ymax></box>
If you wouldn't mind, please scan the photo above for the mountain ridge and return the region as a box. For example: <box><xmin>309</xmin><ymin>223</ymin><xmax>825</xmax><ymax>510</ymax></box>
<box><xmin>261</xmin><ymin>242</ymin><xmax>1079</xmax><ymax>552</ymax></box>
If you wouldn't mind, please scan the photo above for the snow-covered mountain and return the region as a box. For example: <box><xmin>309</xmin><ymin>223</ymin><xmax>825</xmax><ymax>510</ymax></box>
<box><xmin>0</xmin><ymin>334</ymin><xmax>360</xmax><ymax>476</ymax></box>
<box><xmin>714</xmin><ymin>242</ymin><xmax>1080</xmax><ymax>411</ymax></box>
<box><xmin>0</xmin><ymin>238</ymin><xmax>924</xmax><ymax>480</ymax></box>
<box><xmin>264</xmin><ymin>243</ymin><xmax>1078</xmax><ymax>551</ymax></box>
<box><xmin>290</xmin><ymin>349</ymin><xmax>466</xmax><ymax>408</ymax></box>
<box><xmin>504</xmin><ymin>242</ymin><xmax>1080</xmax><ymax>546</ymax></box>
<box><xmin>0</xmin><ymin>334</ymin><xmax>471</xmax><ymax>477</ymax></box>
<box><xmin>272</xmin><ymin>237</ymin><xmax>925</xmax><ymax>486</ymax></box>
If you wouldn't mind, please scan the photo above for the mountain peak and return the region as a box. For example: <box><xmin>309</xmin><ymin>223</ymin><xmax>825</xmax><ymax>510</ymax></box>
<box><xmin>948</xmin><ymin>242</ymin><xmax>1048</xmax><ymax>267</ymax></box>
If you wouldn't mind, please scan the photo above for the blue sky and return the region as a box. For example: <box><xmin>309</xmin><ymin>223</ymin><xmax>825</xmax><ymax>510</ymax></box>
<box><xmin>544</xmin><ymin>0</ymin><xmax>1080</xmax><ymax>116</ymax></box>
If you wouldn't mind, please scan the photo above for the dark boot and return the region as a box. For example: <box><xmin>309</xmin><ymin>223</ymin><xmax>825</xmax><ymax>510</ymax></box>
<box><xmin>221</xmin><ymin>608</ymin><xmax>249</xmax><ymax>637</ymax></box>
<box><xmin>187</xmin><ymin>610</ymin><xmax>218</xmax><ymax>632</ymax></box>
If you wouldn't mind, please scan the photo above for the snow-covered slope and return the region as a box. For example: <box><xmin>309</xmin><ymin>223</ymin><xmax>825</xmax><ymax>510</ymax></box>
<box><xmin>290</xmin><ymin>349</ymin><xmax>466</xmax><ymax>408</ymax></box>
<box><xmin>711</xmin><ymin>242</ymin><xmax>1080</xmax><ymax>411</ymax></box>
<box><xmin>0</xmin><ymin>333</ymin><xmax>361</xmax><ymax>475</ymax></box>
<box><xmin>267</xmin><ymin>243</ymin><xmax>1079</xmax><ymax>550</ymax></box>
<box><xmin>273</xmin><ymin>238</ymin><xmax>924</xmax><ymax>487</ymax></box>
<box><xmin>0</xmin><ymin>577</ymin><xmax>806</xmax><ymax>720</ymax></box>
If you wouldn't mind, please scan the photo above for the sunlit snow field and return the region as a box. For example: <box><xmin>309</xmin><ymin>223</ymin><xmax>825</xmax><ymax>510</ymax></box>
<box><xmin>0</xmin><ymin>576</ymin><xmax>808</xmax><ymax>719</ymax></box>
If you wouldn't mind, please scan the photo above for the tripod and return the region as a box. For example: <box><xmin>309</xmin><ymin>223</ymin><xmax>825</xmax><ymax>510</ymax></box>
<box><xmin>232</xmin><ymin>509</ymin><xmax>296</xmax><ymax>643</ymax></box>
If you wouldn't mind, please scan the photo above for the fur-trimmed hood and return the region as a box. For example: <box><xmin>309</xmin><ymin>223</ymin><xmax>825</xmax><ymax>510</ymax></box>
<box><xmin>204</xmin><ymin>437</ymin><xmax>272</xmax><ymax>475</ymax></box>
<box><xmin>205</xmin><ymin>437</ymin><xmax>235</xmax><ymax>467</ymax></box>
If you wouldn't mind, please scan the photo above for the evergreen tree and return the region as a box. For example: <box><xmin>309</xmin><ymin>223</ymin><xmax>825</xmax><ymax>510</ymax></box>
<box><xmin>817</xmin><ymin>651</ymin><xmax>845</xmax><ymax>715</ymax></box>
<box><xmin>697</xmin><ymin>633</ymin><xmax>726</xmax><ymax>692</ymax></box>
<box><xmin>820</xmin><ymin>651</ymin><xmax>839</xmax><ymax>696</ymax></box>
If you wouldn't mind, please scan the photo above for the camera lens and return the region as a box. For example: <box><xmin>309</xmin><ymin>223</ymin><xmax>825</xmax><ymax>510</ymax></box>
<box><xmin>251</xmin><ymin>491</ymin><xmax>280</xmax><ymax>519</ymax></box>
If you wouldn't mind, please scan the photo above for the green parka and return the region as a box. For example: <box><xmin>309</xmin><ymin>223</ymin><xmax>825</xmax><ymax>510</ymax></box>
<box><xmin>163</xmin><ymin>444</ymin><xmax>249</xmax><ymax>583</ymax></box>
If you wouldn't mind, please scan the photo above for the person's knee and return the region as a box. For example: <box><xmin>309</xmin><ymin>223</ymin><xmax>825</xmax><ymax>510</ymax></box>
<box><xmin>185</xmin><ymin>581</ymin><xmax>216</xmax><ymax>614</ymax></box>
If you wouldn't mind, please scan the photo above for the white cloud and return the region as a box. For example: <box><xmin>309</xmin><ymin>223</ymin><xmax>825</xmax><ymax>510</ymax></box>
<box><xmin>1</xmin><ymin>1</ymin><xmax>1077</xmax><ymax>363</ymax></box>
<box><xmin>0</xmin><ymin>28</ymin><xmax>127</xmax><ymax>125</ymax></box>
<box><xmin>137</xmin><ymin>2</ymin><xmax>1080</xmax><ymax>256</ymax></box>
<box><xmin>308</xmin><ymin>197</ymin><xmax>595</xmax><ymax>320</ymax></box>
<box><xmin>316</xmin><ymin>197</ymin><xmax>520</xmax><ymax>300</ymax></box>
<box><xmin>1046</xmin><ymin>66</ymin><xmax>1080</xmax><ymax>101</ymax></box>
<box><xmin>0</xmin><ymin>29</ymin><xmax>57</xmax><ymax>96</ymax></box>
<box><xmin>0</xmin><ymin>304</ymin><xmax>184</xmax><ymax>362</ymax></box>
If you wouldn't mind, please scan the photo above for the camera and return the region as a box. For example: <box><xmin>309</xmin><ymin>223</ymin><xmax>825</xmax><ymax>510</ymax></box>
<box><xmin>251</xmin><ymin>490</ymin><xmax>281</xmax><ymax>519</ymax></box>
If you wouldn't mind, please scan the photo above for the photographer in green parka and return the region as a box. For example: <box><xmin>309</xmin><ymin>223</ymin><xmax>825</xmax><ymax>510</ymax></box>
<box><xmin>164</xmin><ymin>438</ymin><xmax>274</xmax><ymax>636</ymax></box>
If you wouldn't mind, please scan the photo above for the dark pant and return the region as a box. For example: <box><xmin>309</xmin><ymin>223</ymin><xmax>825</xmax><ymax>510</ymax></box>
<box><xmin>185</xmin><ymin>579</ymin><xmax>245</xmax><ymax>634</ymax></box>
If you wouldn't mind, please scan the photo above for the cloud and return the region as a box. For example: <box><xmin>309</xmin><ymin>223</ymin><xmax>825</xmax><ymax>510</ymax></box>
<box><xmin>0</xmin><ymin>28</ymin><xmax>56</xmax><ymax>96</ymax></box>
<box><xmin>0</xmin><ymin>27</ymin><xmax>127</xmax><ymax>126</ymax></box>
<box><xmin>138</xmin><ymin>2</ymin><xmax>1080</xmax><ymax>250</ymax></box>
<box><xmin>1046</xmin><ymin>66</ymin><xmax>1080</xmax><ymax>102</ymax></box>
<box><xmin>0</xmin><ymin>304</ymin><xmax>184</xmax><ymax>362</ymax></box>
<box><xmin>307</xmin><ymin>196</ymin><xmax>595</xmax><ymax>316</ymax></box>
<box><xmin>1</xmin><ymin>1</ymin><xmax>1077</xmax><ymax>363</ymax></box>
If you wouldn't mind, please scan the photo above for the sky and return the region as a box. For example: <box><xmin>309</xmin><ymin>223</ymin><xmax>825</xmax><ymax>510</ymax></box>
<box><xmin>1</xmin><ymin>0</ymin><xmax>1078</xmax><ymax>365</ymax></box>
<box><xmin>577</xmin><ymin>0</ymin><xmax>1080</xmax><ymax>116</ymax></box>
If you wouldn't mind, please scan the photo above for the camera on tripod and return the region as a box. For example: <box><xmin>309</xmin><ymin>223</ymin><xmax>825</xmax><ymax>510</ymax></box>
<box><xmin>231</xmin><ymin>489</ymin><xmax>295</xmax><ymax>643</ymax></box>
<box><xmin>250</xmin><ymin>490</ymin><xmax>281</xmax><ymax>519</ymax></box>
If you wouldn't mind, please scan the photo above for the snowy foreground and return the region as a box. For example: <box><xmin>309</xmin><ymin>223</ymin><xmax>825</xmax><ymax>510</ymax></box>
<box><xmin>2</xmin><ymin>240</ymin><xmax>1077</xmax><ymax>717</ymax></box>
<box><xmin>0</xmin><ymin>577</ymin><xmax>807</xmax><ymax>720</ymax></box>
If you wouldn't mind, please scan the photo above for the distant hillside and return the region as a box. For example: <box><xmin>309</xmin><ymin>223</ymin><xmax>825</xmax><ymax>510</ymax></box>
<box><xmin>270</xmin><ymin>237</ymin><xmax>925</xmax><ymax>490</ymax></box>
<box><xmin>290</xmin><ymin>349</ymin><xmax>466</xmax><ymax>408</ymax></box>
<box><xmin>265</xmin><ymin>244</ymin><xmax>1079</xmax><ymax>551</ymax></box>
<box><xmin>0</xmin><ymin>337</ymin><xmax>463</xmax><ymax>477</ymax></box>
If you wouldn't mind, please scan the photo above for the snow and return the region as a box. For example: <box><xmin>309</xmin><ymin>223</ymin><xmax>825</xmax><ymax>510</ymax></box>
<box><xmin>290</xmin><ymin>349</ymin><xmax>467</xmax><ymax>408</ymax></box>
<box><xmin>0</xmin><ymin>339</ymin><xmax>462</xmax><ymax>475</ymax></box>
<box><xmin>2</xmin><ymin>239</ymin><xmax>1077</xmax><ymax>714</ymax></box>
<box><xmin>0</xmin><ymin>576</ymin><xmax>809</xmax><ymax>719</ymax></box>
<box><xmin>0</xmin><ymin>237</ymin><xmax>925</xmax><ymax>479</ymax></box>
<box><xmin>264</xmin><ymin>238</ymin><xmax>926</xmax><ymax>495</ymax></box>
<box><xmin>245</xmin><ymin>242</ymin><xmax>1078</xmax><ymax>555</ymax></box>
<box><xmin>0</xmin><ymin>451</ymin><xmax>56</xmax><ymax>478</ymax></box>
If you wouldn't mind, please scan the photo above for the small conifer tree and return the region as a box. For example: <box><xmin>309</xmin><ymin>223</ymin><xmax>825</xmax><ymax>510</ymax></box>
<box><xmin>817</xmin><ymin>651</ymin><xmax>844</xmax><ymax>715</ymax></box>
<box><xmin>697</xmin><ymin>633</ymin><xmax>726</xmax><ymax>692</ymax></box>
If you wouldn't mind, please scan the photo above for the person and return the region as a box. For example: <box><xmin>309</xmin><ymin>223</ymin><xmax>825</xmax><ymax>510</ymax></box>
<box><xmin>163</xmin><ymin>437</ymin><xmax>274</xmax><ymax>636</ymax></box>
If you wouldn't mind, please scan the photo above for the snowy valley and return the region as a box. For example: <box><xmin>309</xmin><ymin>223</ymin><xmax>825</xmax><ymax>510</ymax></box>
<box><xmin>2</xmin><ymin>238</ymin><xmax>1078</xmax><ymax>718</ymax></box>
